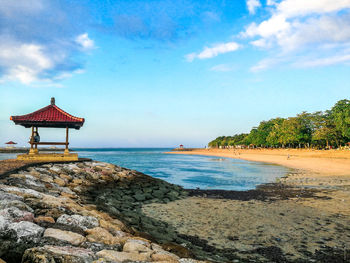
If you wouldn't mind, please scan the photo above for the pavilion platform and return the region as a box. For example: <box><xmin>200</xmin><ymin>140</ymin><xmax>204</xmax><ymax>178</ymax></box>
<box><xmin>16</xmin><ymin>152</ymin><xmax>79</xmax><ymax>161</ymax></box>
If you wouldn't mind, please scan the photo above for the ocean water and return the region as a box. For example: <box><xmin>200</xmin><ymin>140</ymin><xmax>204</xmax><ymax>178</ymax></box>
<box><xmin>0</xmin><ymin>148</ymin><xmax>289</xmax><ymax>190</ymax></box>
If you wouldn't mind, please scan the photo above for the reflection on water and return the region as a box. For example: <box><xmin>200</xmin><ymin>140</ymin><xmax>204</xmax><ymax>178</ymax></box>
<box><xmin>75</xmin><ymin>148</ymin><xmax>288</xmax><ymax>190</ymax></box>
<box><xmin>0</xmin><ymin>148</ymin><xmax>289</xmax><ymax>191</ymax></box>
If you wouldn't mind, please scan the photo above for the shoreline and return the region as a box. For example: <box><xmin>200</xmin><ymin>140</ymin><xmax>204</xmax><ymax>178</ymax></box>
<box><xmin>166</xmin><ymin>148</ymin><xmax>350</xmax><ymax>177</ymax></box>
<box><xmin>1</xmin><ymin>157</ymin><xmax>350</xmax><ymax>262</ymax></box>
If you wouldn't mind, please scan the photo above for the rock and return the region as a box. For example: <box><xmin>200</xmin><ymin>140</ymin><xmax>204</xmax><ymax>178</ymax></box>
<box><xmin>0</xmin><ymin>186</ymin><xmax>42</xmax><ymax>198</ymax></box>
<box><xmin>40</xmin><ymin>176</ymin><xmax>54</xmax><ymax>183</ymax></box>
<box><xmin>54</xmin><ymin>178</ymin><xmax>66</xmax><ymax>187</ymax></box>
<box><xmin>9</xmin><ymin>174</ymin><xmax>26</xmax><ymax>179</ymax></box>
<box><xmin>123</xmin><ymin>239</ymin><xmax>151</xmax><ymax>253</ymax></box>
<box><xmin>179</xmin><ymin>259</ymin><xmax>203</xmax><ymax>263</ymax></box>
<box><xmin>96</xmin><ymin>250</ymin><xmax>152</xmax><ymax>262</ymax></box>
<box><xmin>50</xmin><ymin>166</ymin><xmax>62</xmax><ymax>173</ymax></box>
<box><xmin>8</xmin><ymin>221</ymin><xmax>44</xmax><ymax>243</ymax></box>
<box><xmin>134</xmin><ymin>193</ymin><xmax>146</xmax><ymax>201</ymax></box>
<box><xmin>151</xmin><ymin>251</ymin><xmax>180</xmax><ymax>262</ymax></box>
<box><xmin>86</xmin><ymin>227</ymin><xmax>121</xmax><ymax>245</ymax></box>
<box><xmin>0</xmin><ymin>207</ymin><xmax>34</xmax><ymax>222</ymax></box>
<box><xmin>0</xmin><ymin>200</ymin><xmax>33</xmax><ymax>212</ymax></box>
<box><xmin>72</xmin><ymin>178</ymin><xmax>83</xmax><ymax>184</ymax></box>
<box><xmin>0</xmin><ymin>215</ymin><xmax>9</xmax><ymax>232</ymax></box>
<box><xmin>57</xmin><ymin>214</ymin><xmax>99</xmax><ymax>231</ymax></box>
<box><xmin>22</xmin><ymin>245</ymin><xmax>96</xmax><ymax>263</ymax></box>
<box><xmin>0</xmin><ymin>192</ymin><xmax>23</xmax><ymax>201</ymax></box>
<box><xmin>61</xmin><ymin>192</ymin><xmax>79</xmax><ymax>199</ymax></box>
<box><xmin>60</xmin><ymin>173</ymin><xmax>72</xmax><ymax>181</ymax></box>
<box><xmin>34</xmin><ymin>216</ymin><xmax>55</xmax><ymax>224</ymax></box>
<box><xmin>44</xmin><ymin>228</ymin><xmax>86</xmax><ymax>246</ymax></box>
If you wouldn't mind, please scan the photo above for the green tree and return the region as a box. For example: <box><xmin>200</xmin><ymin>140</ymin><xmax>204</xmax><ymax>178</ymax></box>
<box><xmin>330</xmin><ymin>99</ymin><xmax>350</xmax><ymax>141</ymax></box>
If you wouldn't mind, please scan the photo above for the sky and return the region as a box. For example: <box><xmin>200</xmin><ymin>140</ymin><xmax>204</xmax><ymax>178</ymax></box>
<box><xmin>0</xmin><ymin>0</ymin><xmax>350</xmax><ymax>148</ymax></box>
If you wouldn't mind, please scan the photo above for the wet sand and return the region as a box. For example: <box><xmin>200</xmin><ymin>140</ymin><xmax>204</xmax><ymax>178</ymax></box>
<box><xmin>139</xmin><ymin>148</ymin><xmax>350</xmax><ymax>261</ymax></box>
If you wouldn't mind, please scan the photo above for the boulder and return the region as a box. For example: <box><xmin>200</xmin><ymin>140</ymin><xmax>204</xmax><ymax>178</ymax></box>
<box><xmin>44</xmin><ymin>228</ymin><xmax>86</xmax><ymax>246</ymax></box>
<box><xmin>8</xmin><ymin>221</ymin><xmax>44</xmax><ymax>243</ymax></box>
<box><xmin>0</xmin><ymin>192</ymin><xmax>23</xmax><ymax>201</ymax></box>
<box><xmin>151</xmin><ymin>251</ymin><xmax>180</xmax><ymax>262</ymax></box>
<box><xmin>96</xmin><ymin>250</ymin><xmax>152</xmax><ymax>262</ymax></box>
<box><xmin>0</xmin><ymin>207</ymin><xmax>34</xmax><ymax>222</ymax></box>
<box><xmin>123</xmin><ymin>239</ymin><xmax>151</xmax><ymax>253</ymax></box>
<box><xmin>34</xmin><ymin>216</ymin><xmax>55</xmax><ymax>225</ymax></box>
<box><xmin>0</xmin><ymin>200</ymin><xmax>33</xmax><ymax>212</ymax></box>
<box><xmin>22</xmin><ymin>245</ymin><xmax>96</xmax><ymax>263</ymax></box>
<box><xmin>0</xmin><ymin>215</ymin><xmax>9</xmax><ymax>232</ymax></box>
<box><xmin>54</xmin><ymin>178</ymin><xmax>66</xmax><ymax>187</ymax></box>
<box><xmin>86</xmin><ymin>227</ymin><xmax>121</xmax><ymax>246</ymax></box>
<box><xmin>57</xmin><ymin>214</ymin><xmax>99</xmax><ymax>231</ymax></box>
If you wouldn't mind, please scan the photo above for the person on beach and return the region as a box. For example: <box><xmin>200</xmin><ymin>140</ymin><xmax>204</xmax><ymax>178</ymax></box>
<box><xmin>33</xmin><ymin>132</ymin><xmax>40</xmax><ymax>143</ymax></box>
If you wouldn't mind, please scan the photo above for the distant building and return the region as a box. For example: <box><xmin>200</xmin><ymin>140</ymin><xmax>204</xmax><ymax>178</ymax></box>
<box><xmin>5</xmin><ymin>141</ymin><xmax>17</xmax><ymax>148</ymax></box>
<box><xmin>179</xmin><ymin>144</ymin><xmax>184</xmax><ymax>149</ymax></box>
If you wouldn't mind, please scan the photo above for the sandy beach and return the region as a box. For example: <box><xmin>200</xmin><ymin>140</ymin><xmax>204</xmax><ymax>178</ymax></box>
<box><xmin>167</xmin><ymin>148</ymin><xmax>350</xmax><ymax>177</ymax></box>
<box><xmin>142</xmin><ymin>149</ymin><xmax>350</xmax><ymax>261</ymax></box>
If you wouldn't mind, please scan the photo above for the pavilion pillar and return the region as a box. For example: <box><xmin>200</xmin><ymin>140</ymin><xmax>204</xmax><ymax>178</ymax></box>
<box><xmin>64</xmin><ymin>126</ymin><xmax>69</xmax><ymax>155</ymax></box>
<box><xmin>34</xmin><ymin>127</ymin><xmax>39</xmax><ymax>154</ymax></box>
<box><xmin>29</xmin><ymin>126</ymin><xmax>35</xmax><ymax>155</ymax></box>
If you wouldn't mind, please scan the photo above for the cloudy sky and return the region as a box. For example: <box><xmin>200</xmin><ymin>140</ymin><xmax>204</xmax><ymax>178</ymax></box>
<box><xmin>1</xmin><ymin>0</ymin><xmax>349</xmax><ymax>147</ymax></box>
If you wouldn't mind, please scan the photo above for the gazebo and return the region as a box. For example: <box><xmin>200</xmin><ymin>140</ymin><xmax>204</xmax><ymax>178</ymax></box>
<box><xmin>10</xmin><ymin>97</ymin><xmax>84</xmax><ymax>161</ymax></box>
<box><xmin>5</xmin><ymin>141</ymin><xmax>17</xmax><ymax>148</ymax></box>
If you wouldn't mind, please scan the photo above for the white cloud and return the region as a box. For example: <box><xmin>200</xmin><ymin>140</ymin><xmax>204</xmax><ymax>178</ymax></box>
<box><xmin>0</xmin><ymin>40</ymin><xmax>53</xmax><ymax>84</ymax></box>
<box><xmin>210</xmin><ymin>64</ymin><xmax>236</xmax><ymax>72</ymax></box>
<box><xmin>277</xmin><ymin>0</ymin><xmax>350</xmax><ymax>18</ymax></box>
<box><xmin>266</xmin><ymin>0</ymin><xmax>276</xmax><ymax>6</ymax></box>
<box><xmin>250</xmin><ymin>57</ymin><xmax>282</xmax><ymax>72</ymax></box>
<box><xmin>0</xmin><ymin>0</ymin><xmax>44</xmax><ymax>17</ymax></box>
<box><xmin>247</xmin><ymin>0</ymin><xmax>261</xmax><ymax>15</ymax></box>
<box><xmin>297</xmin><ymin>54</ymin><xmax>350</xmax><ymax>67</ymax></box>
<box><xmin>242</xmin><ymin>0</ymin><xmax>350</xmax><ymax>70</ymax></box>
<box><xmin>186</xmin><ymin>42</ymin><xmax>241</xmax><ymax>62</ymax></box>
<box><xmin>76</xmin><ymin>33</ymin><xmax>95</xmax><ymax>50</ymax></box>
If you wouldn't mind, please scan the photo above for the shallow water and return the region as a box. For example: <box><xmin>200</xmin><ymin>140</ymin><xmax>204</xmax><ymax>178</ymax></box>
<box><xmin>0</xmin><ymin>148</ymin><xmax>289</xmax><ymax>190</ymax></box>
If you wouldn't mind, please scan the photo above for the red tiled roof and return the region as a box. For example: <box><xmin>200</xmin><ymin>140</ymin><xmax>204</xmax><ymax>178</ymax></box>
<box><xmin>5</xmin><ymin>141</ymin><xmax>17</xmax><ymax>144</ymax></box>
<box><xmin>10</xmin><ymin>98</ymin><xmax>84</xmax><ymax>129</ymax></box>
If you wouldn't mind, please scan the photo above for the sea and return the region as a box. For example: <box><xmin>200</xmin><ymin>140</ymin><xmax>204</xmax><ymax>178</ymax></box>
<box><xmin>0</xmin><ymin>148</ymin><xmax>289</xmax><ymax>191</ymax></box>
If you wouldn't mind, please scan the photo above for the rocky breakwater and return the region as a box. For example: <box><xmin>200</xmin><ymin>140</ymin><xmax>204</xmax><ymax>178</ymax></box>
<box><xmin>0</xmin><ymin>161</ymin><xmax>203</xmax><ymax>263</ymax></box>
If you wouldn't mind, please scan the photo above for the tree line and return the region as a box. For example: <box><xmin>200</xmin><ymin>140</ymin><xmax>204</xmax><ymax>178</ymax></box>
<box><xmin>208</xmin><ymin>99</ymin><xmax>350</xmax><ymax>149</ymax></box>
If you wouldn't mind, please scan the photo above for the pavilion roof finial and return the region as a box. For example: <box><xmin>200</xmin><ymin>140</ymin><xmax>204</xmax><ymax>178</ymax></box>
<box><xmin>51</xmin><ymin>97</ymin><xmax>55</xmax><ymax>106</ymax></box>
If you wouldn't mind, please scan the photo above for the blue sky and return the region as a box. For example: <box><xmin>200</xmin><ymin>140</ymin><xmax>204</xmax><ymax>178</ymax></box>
<box><xmin>0</xmin><ymin>0</ymin><xmax>349</xmax><ymax>147</ymax></box>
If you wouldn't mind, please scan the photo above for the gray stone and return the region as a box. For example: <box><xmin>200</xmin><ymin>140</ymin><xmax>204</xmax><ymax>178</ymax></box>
<box><xmin>57</xmin><ymin>214</ymin><xmax>99</xmax><ymax>231</ymax></box>
<box><xmin>23</xmin><ymin>245</ymin><xmax>96</xmax><ymax>263</ymax></box>
<box><xmin>133</xmin><ymin>193</ymin><xmax>146</xmax><ymax>201</ymax></box>
<box><xmin>8</xmin><ymin>221</ymin><xmax>44</xmax><ymax>242</ymax></box>
<box><xmin>96</xmin><ymin>250</ymin><xmax>152</xmax><ymax>262</ymax></box>
<box><xmin>44</xmin><ymin>228</ymin><xmax>86</xmax><ymax>246</ymax></box>
<box><xmin>123</xmin><ymin>239</ymin><xmax>151</xmax><ymax>253</ymax></box>
<box><xmin>0</xmin><ymin>207</ymin><xmax>34</xmax><ymax>222</ymax></box>
<box><xmin>0</xmin><ymin>215</ymin><xmax>9</xmax><ymax>232</ymax></box>
<box><xmin>0</xmin><ymin>200</ymin><xmax>33</xmax><ymax>212</ymax></box>
<box><xmin>0</xmin><ymin>191</ymin><xmax>23</xmax><ymax>201</ymax></box>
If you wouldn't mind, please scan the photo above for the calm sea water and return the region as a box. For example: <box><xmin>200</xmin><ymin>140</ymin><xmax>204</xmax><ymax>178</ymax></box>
<box><xmin>0</xmin><ymin>148</ymin><xmax>289</xmax><ymax>190</ymax></box>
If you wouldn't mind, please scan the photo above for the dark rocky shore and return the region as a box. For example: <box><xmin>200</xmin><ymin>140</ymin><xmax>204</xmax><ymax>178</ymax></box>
<box><xmin>0</xmin><ymin>160</ymin><xmax>202</xmax><ymax>263</ymax></box>
<box><xmin>0</xmin><ymin>160</ymin><xmax>349</xmax><ymax>262</ymax></box>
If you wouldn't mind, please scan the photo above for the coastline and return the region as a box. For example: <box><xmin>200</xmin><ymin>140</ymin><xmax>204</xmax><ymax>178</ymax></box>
<box><xmin>1</xmin><ymin>157</ymin><xmax>350</xmax><ymax>262</ymax></box>
<box><xmin>166</xmin><ymin>148</ymin><xmax>350</xmax><ymax>177</ymax></box>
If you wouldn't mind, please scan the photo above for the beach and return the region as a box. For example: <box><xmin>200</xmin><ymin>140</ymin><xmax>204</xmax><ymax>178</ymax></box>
<box><xmin>143</xmin><ymin>148</ymin><xmax>350</xmax><ymax>261</ymax></box>
<box><xmin>1</xmin><ymin>150</ymin><xmax>350</xmax><ymax>262</ymax></box>
<box><xmin>166</xmin><ymin>148</ymin><xmax>350</xmax><ymax>177</ymax></box>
